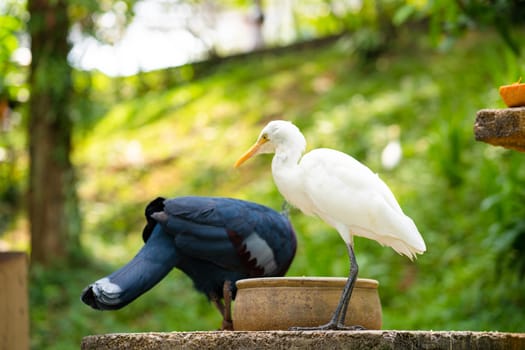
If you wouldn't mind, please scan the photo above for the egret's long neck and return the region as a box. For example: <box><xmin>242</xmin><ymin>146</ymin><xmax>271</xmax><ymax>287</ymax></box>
<box><xmin>273</xmin><ymin>143</ymin><xmax>303</xmax><ymax>169</ymax></box>
<box><xmin>271</xmin><ymin>143</ymin><xmax>304</xmax><ymax>208</ymax></box>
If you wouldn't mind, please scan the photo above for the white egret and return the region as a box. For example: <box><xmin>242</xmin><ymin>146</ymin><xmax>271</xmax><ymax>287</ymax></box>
<box><xmin>234</xmin><ymin>120</ymin><xmax>426</xmax><ymax>330</ymax></box>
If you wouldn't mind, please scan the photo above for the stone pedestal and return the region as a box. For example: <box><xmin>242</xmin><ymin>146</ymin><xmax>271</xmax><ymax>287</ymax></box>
<box><xmin>81</xmin><ymin>330</ymin><xmax>525</xmax><ymax>350</ymax></box>
<box><xmin>474</xmin><ymin>107</ymin><xmax>525</xmax><ymax>152</ymax></box>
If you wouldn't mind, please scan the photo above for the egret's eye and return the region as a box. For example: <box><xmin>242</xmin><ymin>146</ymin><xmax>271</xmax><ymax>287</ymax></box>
<box><xmin>261</xmin><ymin>134</ymin><xmax>269</xmax><ymax>141</ymax></box>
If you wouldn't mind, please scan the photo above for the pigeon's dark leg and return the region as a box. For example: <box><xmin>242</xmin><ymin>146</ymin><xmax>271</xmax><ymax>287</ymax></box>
<box><xmin>209</xmin><ymin>282</ymin><xmax>234</xmax><ymax>331</ymax></box>
<box><xmin>222</xmin><ymin>280</ymin><xmax>234</xmax><ymax>331</ymax></box>
<box><xmin>290</xmin><ymin>243</ymin><xmax>364</xmax><ymax>331</ymax></box>
<box><xmin>210</xmin><ymin>292</ymin><xmax>225</xmax><ymax>318</ymax></box>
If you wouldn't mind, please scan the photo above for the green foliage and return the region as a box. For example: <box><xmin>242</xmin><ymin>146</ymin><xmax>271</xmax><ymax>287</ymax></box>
<box><xmin>394</xmin><ymin>0</ymin><xmax>524</xmax><ymax>55</ymax></box>
<box><xmin>29</xmin><ymin>29</ymin><xmax>525</xmax><ymax>348</ymax></box>
<box><xmin>68</xmin><ymin>0</ymin><xmax>136</xmax><ymax>45</ymax></box>
<box><xmin>0</xmin><ymin>4</ymin><xmax>29</xmax><ymax>101</ymax></box>
<box><xmin>0</xmin><ymin>1</ymin><xmax>28</xmax><ymax>236</ymax></box>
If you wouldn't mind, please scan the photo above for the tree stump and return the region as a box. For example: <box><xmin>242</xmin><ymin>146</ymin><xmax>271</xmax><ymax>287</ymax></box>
<box><xmin>0</xmin><ymin>252</ymin><xmax>29</xmax><ymax>350</ymax></box>
<box><xmin>81</xmin><ymin>330</ymin><xmax>525</xmax><ymax>350</ymax></box>
<box><xmin>474</xmin><ymin>107</ymin><xmax>525</xmax><ymax>152</ymax></box>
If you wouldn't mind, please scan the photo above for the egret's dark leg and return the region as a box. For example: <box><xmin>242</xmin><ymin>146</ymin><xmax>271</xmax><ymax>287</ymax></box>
<box><xmin>335</xmin><ymin>244</ymin><xmax>364</xmax><ymax>329</ymax></box>
<box><xmin>290</xmin><ymin>243</ymin><xmax>363</xmax><ymax>331</ymax></box>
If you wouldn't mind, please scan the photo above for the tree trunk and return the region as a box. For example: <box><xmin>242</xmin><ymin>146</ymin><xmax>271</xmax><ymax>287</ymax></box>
<box><xmin>27</xmin><ymin>0</ymin><xmax>80</xmax><ymax>265</ymax></box>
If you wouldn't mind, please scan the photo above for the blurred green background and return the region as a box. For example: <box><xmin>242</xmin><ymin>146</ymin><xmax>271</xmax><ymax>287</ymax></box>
<box><xmin>1</xmin><ymin>1</ymin><xmax>525</xmax><ymax>349</ymax></box>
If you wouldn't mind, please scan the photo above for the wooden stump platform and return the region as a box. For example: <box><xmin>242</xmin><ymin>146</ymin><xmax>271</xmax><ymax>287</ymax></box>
<box><xmin>474</xmin><ymin>107</ymin><xmax>525</xmax><ymax>152</ymax></box>
<box><xmin>81</xmin><ymin>330</ymin><xmax>525</xmax><ymax>350</ymax></box>
<box><xmin>0</xmin><ymin>252</ymin><xmax>29</xmax><ymax>350</ymax></box>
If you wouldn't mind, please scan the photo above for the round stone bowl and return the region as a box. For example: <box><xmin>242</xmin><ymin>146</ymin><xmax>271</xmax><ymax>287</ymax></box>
<box><xmin>232</xmin><ymin>277</ymin><xmax>381</xmax><ymax>331</ymax></box>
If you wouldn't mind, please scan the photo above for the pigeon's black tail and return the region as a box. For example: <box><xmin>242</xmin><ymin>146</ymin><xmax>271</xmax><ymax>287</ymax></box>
<box><xmin>81</xmin><ymin>224</ymin><xmax>177</xmax><ymax>310</ymax></box>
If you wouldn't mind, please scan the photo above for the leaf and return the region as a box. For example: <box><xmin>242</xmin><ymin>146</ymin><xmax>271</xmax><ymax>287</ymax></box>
<box><xmin>393</xmin><ymin>5</ymin><xmax>416</xmax><ymax>26</ymax></box>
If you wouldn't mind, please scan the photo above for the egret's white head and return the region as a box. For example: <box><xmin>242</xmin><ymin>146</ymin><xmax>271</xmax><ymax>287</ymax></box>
<box><xmin>234</xmin><ymin>120</ymin><xmax>306</xmax><ymax>167</ymax></box>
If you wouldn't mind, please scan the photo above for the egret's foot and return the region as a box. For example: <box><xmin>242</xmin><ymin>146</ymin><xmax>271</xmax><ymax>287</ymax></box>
<box><xmin>289</xmin><ymin>323</ymin><xmax>365</xmax><ymax>331</ymax></box>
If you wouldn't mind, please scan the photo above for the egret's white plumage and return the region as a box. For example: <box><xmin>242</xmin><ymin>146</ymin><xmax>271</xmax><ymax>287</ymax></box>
<box><xmin>235</xmin><ymin>120</ymin><xmax>426</xmax><ymax>330</ymax></box>
<box><xmin>235</xmin><ymin>120</ymin><xmax>425</xmax><ymax>259</ymax></box>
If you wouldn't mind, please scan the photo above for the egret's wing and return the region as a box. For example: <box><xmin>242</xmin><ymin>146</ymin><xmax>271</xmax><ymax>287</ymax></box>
<box><xmin>300</xmin><ymin>149</ymin><xmax>425</xmax><ymax>258</ymax></box>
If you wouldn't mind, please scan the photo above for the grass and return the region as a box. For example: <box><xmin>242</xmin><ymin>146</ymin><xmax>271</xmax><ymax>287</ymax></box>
<box><xmin>27</xmin><ymin>29</ymin><xmax>525</xmax><ymax>348</ymax></box>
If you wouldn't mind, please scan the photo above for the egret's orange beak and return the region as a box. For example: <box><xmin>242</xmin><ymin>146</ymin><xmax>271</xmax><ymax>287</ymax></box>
<box><xmin>234</xmin><ymin>138</ymin><xmax>267</xmax><ymax>168</ymax></box>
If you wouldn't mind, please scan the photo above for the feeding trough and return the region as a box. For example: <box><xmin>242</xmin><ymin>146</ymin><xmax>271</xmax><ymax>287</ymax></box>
<box><xmin>232</xmin><ymin>277</ymin><xmax>381</xmax><ymax>331</ymax></box>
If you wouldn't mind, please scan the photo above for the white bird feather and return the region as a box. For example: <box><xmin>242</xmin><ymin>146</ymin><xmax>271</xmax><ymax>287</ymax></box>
<box><xmin>235</xmin><ymin>120</ymin><xmax>426</xmax><ymax>260</ymax></box>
